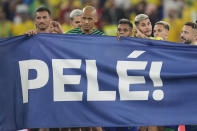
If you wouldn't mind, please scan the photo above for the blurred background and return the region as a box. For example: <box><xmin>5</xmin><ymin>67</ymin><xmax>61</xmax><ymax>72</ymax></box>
<box><xmin>0</xmin><ymin>0</ymin><xmax>196</xmax><ymax>42</ymax></box>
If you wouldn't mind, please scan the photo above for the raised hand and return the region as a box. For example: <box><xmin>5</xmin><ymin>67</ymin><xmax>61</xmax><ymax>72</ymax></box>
<box><xmin>50</xmin><ymin>21</ymin><xmax>64</xmax><ymax>34</ymax></box>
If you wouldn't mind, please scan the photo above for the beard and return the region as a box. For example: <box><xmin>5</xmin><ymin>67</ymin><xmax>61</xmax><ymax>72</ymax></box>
<box><xmin>139</xmin><ymin>29</ymin><xmax>151</xmax><ymax>37</ymax></box>
<box><xmin>84</xmin><ymin>29</ymin><xmax>90</xmax><ymax>33</ymax></box>
<box><xmin>39</xmin><ymin>27</ymin><xmax>47</xmax><ymax>31</ymax></box>
<box><xmin>145</xmin><ymin>30</ymin><xmax>152</xmax><ymax>37</ymax></box>
<box><xmin>181</xmin><ymin>37</ymin><xmax>192</xmax><ymax>44</ymax></box>
<box><xmin>184</xmin><ymin>40</ymin><xmax>192</xmax><ymax>44</ymax></box>
<box><xmin>36</xmin><ymin>23</ymin><xmax>48</xmax><ymax>31</ymax></box>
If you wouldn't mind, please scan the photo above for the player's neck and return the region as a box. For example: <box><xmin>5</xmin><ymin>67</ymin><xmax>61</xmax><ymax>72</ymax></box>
<box><xmin>81</xmin><ymin>28</ymin><xmax>94</xmax><ymax>34</ymax></box>
<box><xmin>37</xmin><ymin>28</ymin><xmax>50</xmax><ymax>33</ymax></box>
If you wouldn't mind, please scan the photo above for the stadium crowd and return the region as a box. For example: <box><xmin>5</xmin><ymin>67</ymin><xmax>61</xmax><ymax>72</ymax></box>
<box><xmin>0</xmin><ymin>0</ymin><xmax>196</xmax><ymax>43</ymax></box>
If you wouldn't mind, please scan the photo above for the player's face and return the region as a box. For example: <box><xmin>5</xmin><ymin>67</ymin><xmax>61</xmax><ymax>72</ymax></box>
<box><xmin>154</xmin><ymin>24</ymin><xmax>169</xmax><ymax>40</ymax></box>
<box><xmin>180</xmin><ymin>25</ymin><xmax>194</xmax><ymax>44</ymax></box>
<box><xmin>71</xmin><ymin>16</ymin><xmax>82</xmax><ymax>28</ymax></box>
<box><xmin>137</xmin><ymin>18</ymin><xmax>152</xmax><ymax>37</ymax></box>
<box><xmin>81</xmin><ymin>10</ymin><xmax>96</xmax><ymax>33</ymax></box>
<box><xmin>117</xmin><ymin>24</ymin><xmax>132</xmax><ymax>37</ymax></box>
<box><xmin>35</xmin><ymin>11</ymin><xmax>51</xmax><ymax>31</ymax></box>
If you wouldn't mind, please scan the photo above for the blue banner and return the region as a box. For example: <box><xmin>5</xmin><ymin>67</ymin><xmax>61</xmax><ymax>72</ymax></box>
<box><xmin>1</xmin><ymin>34</ymin><xmax>197</xmax><ymax>130</ymax></box>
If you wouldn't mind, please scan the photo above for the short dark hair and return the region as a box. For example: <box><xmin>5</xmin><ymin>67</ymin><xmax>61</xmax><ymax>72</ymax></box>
<box><xmin>118</xmin><ymin>19</ymin><xmax>133</xmax><ymax>29</ymax></box>
<box><xmin>184</xmin><ymin>22</ymin><xmax>197</xmax><ymax>30</ymax></box>
<box><xmin>35</xmin><ymin>7</ymin><xmax>51</xmax><ymax>16</ymax></box>
<box><xmin>155</xmin><ymin>21</ymin><xmax>170</xmax><ymax>31</ymax></box>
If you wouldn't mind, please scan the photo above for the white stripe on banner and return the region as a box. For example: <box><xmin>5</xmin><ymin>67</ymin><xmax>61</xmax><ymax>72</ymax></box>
<box><xmin>127</xmin><ymin>50</ymin><xmax>145</xmax><ymax>58</ymax></box>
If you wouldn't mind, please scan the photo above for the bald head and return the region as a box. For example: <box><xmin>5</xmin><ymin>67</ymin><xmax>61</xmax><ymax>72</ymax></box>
<box><xmin>81</xmin><ymin>6</ymin><xmax>97</xmax><ymax>34</ymax></box>
<box><xmin>82</xmin><ymin>6</ymin><xmax>97</xmax><ymax>16</ymax></box>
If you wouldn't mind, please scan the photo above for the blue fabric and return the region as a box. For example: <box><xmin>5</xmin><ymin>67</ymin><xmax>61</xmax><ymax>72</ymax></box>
<box><xmin>103</xmin><ymin>127</ymin><xmax>139</xmax><ymax>131</ymax></box>
<box><xmin>1</xmin><ymin>34</ymin><xmax>197</xmax><ymax>130</ymax></box>
<box><xmin>186</xmin><ymin>125</ymin><xmax>197</xmax><ymax>131</ymax></box>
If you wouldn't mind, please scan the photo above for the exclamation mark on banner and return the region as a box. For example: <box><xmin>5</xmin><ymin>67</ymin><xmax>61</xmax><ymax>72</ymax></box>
<box><xmin>149</xmin><ymin>62</ymin><xmax>164</xmax><ymax>101</ymax></box>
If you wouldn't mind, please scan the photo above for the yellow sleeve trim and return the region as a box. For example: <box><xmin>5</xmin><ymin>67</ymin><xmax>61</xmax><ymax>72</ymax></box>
<box><xmin>149</xmin><ymin>37</ymin><xmax>163</xmax><ymax>40</ymax></box>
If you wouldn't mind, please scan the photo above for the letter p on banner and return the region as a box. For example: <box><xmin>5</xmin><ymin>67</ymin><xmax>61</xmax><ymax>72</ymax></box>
<box><xmin>19</xmin><ymin>60</ymin><xmax>49</xmax><ymax>103</ymax></box>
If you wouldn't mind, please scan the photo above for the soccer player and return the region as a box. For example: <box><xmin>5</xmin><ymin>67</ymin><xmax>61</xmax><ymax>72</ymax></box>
<box><xmin>134</xmin><ymin>14</ymin><xmax>163</xmax><ymax>131</ymax></box>
<box><xmin>66</xmin><ymin>6</ymin><xmax>103</xmax><ymax>35</ymax></box>
<box><xmin>134</xmin><ymin>14</ymin><xmax>152</xmax><ymax>38</ymax></box>
<box><xmin>66</xmin><ymin>6</ymin><xmax>104</xmax><ymax>131</ymax></box>
<box><xmin>117</xmin><ymin>18</ymin><xmax>133</xmax><ymax>39</ymax></box>
<box><xmin>134</xmin><ymin>14</ymin><xmax>162</xmax><ymax>40</ymax></box>
<box><xmin>26</xmin><ymin>7</ymin><xmax>52</xmax><ymax>35</ymax></box>
<box><xmin>180</xmin><ymin>22</ymin><xmax>197</xmax><ymax>45</ymax></box>
<box><xmin>153</xmin><ymin>21</ymin><xmax>170</xmax><ymax>41</ymax></box>
<box><xmin>69</xmin><ymin>9</ymin><xmax>83</xmax><ymax>28</ymax></box>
